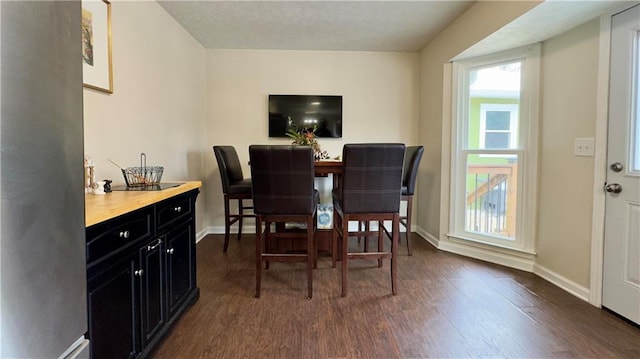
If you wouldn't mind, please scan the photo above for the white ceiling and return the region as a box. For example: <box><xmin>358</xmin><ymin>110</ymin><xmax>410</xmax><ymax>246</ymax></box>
<box><xmin>157</xmin><ymin>1</ymin><xmax>638</xmax><ymax>54</ymax></box>
<box><xmin>157</xmin><ymin>0</ymin><xmax>474</xmax><ymax>52</ymax></box>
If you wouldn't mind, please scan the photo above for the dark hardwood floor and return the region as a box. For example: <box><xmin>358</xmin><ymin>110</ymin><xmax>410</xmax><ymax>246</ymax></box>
<box><xmin>152</xmin><ymin>233</ymin><xmax>640</xmax><ymax>358</ymax></box>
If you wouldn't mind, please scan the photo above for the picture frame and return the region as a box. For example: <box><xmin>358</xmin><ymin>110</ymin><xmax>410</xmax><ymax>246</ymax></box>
<box><xmin>82</xmin><ymin>0</ymin><xmax>113</xmax><ymax>93</ymax></box>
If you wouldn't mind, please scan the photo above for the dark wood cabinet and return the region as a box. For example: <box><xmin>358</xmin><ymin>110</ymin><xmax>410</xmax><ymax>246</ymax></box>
<box><xmin>139</xmin><ymin>236</ymin><xmax>166</xmax><ymax>348</ymax></box>
<box><xmin>166</xmin><ymin>223</ymin><xmax>195</xmax><ymax>316</ymax></box>
<box><xmin>86</xmin><ymin>189</ymin><xmax>199</xmax><ymax>359</ymax></box>
<box><xmin>87</xmin><ymin>253</ymin><xmax>141</xmax><ymax>359</ymax></box>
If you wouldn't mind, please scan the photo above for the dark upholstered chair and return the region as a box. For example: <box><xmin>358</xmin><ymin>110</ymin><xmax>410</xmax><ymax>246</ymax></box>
<box><xmin>400</xmin><ymin>145</ymin><xmax>424</xmax><ymax>256</ymax></box>
<box><xmin>356</xmin><ymin>145</ymin><xmax>425</xmax><ymax>256</ymax></box>
<box><xmin>332</xmin><ymin>143</ymin><xmax>405</xmax><ymax>297</ymax></box>
<box><xmin>249</xmin><ymin>145</ymin><xmax>319</xmax><ymax>298</ymax></box>
<box><xmin>213</xmin><ymin>146</ymin><xmax>255</xmax><ymax>253</ymax></box>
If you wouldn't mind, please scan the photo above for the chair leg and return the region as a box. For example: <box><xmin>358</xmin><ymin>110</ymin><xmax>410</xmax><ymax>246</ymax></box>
<box><xmin>331</xmin><ymin>223</ymin><xmax>338</xmax><ymax>268</ymax></box>
<box><xmin>313</xmin><ymin>218</ymin><xmax>319</xmax><ymax>269</ymax></box>
<box><xmin>363</xmin><ymin>221</ymin><xmax>370</xmax><ymax>252</ymax></box>
<box><xmin>307</xmin><ymin>217</ymin><xmax>314</xmax><ymax>299</ymax></box>
<box><xmin>377</xmin><ymin>221</ymin><xmax>383</xmax><ymax>268</ymax></box>
<box><xmin>223</xmin><ymin>195</ymin><xmax>231</xmax><ymax>253</ymax></box>
<box><xmin>331</xmin><ymin>211</ymin><xmax>338</xmax><ymax>268</ymax></box>
<box><xmin>255</xmin><ymin>215</ymin><xmax>262</xmax><ymax>298</ymax></box>
<box><xmin>313</xmin><ymin>231</ymin><xmax>318</xmax><ymax>269</ymax></box>
<box><xmin>391</xmin><ymin>214</ymin><xmax>399</xmax><ymax>295</ymax></box>
<box><xmin>237</xmin><ymin>198</ymin><xmax>244</xmax><ymax>241</ymax></box>
<box><xmin>341</xmin><ymin>215</ymin><xmax>349</xmax><ymax>297</ymax></box>
<box><xmin>405</xmin><ymin>196</ymin><xmax>413</xmax><ymax>256</ymax></box>
<box><xmin>264</xmin><ymin>222</ymin><xmax>270</xmax><ymax>270</ymax></box>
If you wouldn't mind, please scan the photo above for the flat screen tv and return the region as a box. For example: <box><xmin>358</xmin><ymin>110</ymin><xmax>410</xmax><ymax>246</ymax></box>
<box><xmin>268</xmin><ymin>95</ymin><xmax>342</xmax><ymax>138</ymax></box>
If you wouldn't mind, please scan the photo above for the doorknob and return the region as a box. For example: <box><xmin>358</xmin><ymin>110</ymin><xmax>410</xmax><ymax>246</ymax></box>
<box><xmin>610</xmin><ymin>162</ymin><xmax>624</xmax><ymax>172</ymax></box>
<box><xmin>604</xmin><ymin>183</ymin><xmax>622</xmax><ymax>193</ymax></box>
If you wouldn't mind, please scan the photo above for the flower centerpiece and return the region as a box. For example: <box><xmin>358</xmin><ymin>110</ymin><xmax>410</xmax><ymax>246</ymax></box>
<box><xmin>286</xmin><ymin>126</ymin><xmax>330</xmax><ymax>161</ymax></box>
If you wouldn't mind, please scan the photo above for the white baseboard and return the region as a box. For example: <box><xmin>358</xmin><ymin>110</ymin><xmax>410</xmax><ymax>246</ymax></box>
<box><xmin>195</xmin><ymin>227</ymin><xmax>211</xmax><ymax>244</ymax></box>
<box><xmin>533</xmin><ymin>263</ymin><xmax>590</xmax><ymax>302</ymax></box>
<box><xmin>416</xmin><ymin>226</ymin><xmax>535</xmax><ymax>271</ymax></box>
<box><xmin>437</xmin><ymin>238</ymin><xmax>535</xmax><ymax>272</ymax></box>
<box><xmin>416</xmin><ymin>227</ymin><xmax>439</xmax><ymax>248</ymax></box>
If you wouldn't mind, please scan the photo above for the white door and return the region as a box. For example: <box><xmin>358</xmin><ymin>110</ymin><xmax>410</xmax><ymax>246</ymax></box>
<box><xmin>603</xmin><ymin>4</ymin><xmax>640</xmax><ymax>326</ymax></box>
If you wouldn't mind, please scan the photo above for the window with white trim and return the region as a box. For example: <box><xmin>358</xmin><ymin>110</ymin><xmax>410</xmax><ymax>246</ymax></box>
<box><xmin>450</xmin><ymin>45</ymin><xmax>540</xmax><ymax>252</ymax></box>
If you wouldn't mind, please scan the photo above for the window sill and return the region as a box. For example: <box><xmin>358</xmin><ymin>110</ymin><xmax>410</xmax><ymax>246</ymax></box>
<box><xmin>446</xmin><ymin>233</ymin><xmax>537</xmax><ymax>258</ymax></box>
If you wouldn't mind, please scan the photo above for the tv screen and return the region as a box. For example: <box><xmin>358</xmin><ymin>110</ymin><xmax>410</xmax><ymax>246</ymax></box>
<box><xmin>268</xmin><ymin>95</ymin><xmax>342</xmax><ymax>138</ymax></box>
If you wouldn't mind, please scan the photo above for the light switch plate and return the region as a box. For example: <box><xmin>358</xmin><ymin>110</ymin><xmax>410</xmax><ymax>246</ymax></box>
<box><xmin>574</xmin><ymin>137</ymin><xmax>595</xmax><ymax>157</ymax></box>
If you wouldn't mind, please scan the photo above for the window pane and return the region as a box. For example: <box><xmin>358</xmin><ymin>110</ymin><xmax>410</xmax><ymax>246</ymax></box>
<box><xmin>468</xmin><ymin>61</ymin><xmax>521</xmax><ymax>150</ymax></box>
<box><xmin>485</xmin><ymin>132</ymin><xmax>510</xmax><ymax>149</ymax></box>
<box><xmin>486</xmin><ymin>111</ymin><xmax>511</xmax><ymax>130</ymax></box>
<box><xmin>465</xmin><ymin>155</ymin><xmax>518</xmax><ymax>240</ymax></box>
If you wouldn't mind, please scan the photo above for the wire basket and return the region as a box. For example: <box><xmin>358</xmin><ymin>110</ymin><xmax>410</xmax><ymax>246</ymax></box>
<box><xmin>121</xmin><ymin>153</ymin><xmax>164</xmax><ymax>187</ymax></box>
<box><xmin>122</xmin><ymin>166</ymin><xmax>164</xmax><ymax>187</ymax></box>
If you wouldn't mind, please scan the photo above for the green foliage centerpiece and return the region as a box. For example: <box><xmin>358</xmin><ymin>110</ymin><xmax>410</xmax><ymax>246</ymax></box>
<box><xmin>286</xmin><ymin>126</ymin><xmax>330</xmax><ymax>161</ymax></box>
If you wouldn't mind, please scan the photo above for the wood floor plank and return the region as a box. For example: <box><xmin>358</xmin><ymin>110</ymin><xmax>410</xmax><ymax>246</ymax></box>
<box><xmin>151</xmin><ymin>233</ymin><xmax>640</xmax><ymax>358</ymax></box>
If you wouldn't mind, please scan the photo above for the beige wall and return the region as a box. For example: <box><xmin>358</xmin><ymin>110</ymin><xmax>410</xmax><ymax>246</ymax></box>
<box><xmin>205</xmin><ymin>49</ymin><xmax>420</xmax><ymax>230</ymax></box>
<box><xmin>537</xmin><ymin>19</ymin><xmax>600</xmax><ymax>287</ymax></box>
<box><xmin>83</xmin><ymin>1</ymin><xmax>207</xmax><ymax>229</ymax></box>
<box><xmin>419</xmin><ymin>1</ymin><xmax>601</xmax><ymax>290</ymax></box>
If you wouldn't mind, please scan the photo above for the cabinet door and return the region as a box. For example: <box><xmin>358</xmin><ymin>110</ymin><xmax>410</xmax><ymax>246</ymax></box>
<box><xmin>139</xmin><ymin>237</ymin><xmax>166</xmax><ymax>348</ymax></box>
<box><xmin>87</xmin><ymin>255</ymin><xmax>140</xmax><ymax>359</ymax></box>
<box><xmin>166</xmin><ymin>223</ymin><xmax>195</xmax><ymax>316</ymax></box>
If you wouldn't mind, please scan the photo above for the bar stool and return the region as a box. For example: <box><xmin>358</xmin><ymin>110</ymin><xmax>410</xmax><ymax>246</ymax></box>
<box><xmin>400</xmin><ymin>145</ymin><xmax>424</xmax><ymax>256</ymax></box>
<box><xmin>213</xmin><ymin>146</ymin><xmax>255</xmax><ymax>253</ymax></box>
<box><xmin>249</xmin><ymin>145</ymin><xmax>319</xmax><ymax>298</ymax></box>
<box><xmin>332</xmin><ymin>143</ymin><xmax>405</xmax><ymax>297</ymax></box>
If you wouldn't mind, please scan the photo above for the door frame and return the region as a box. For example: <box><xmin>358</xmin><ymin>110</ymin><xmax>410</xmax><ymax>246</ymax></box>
<box><xmin>590</xmin><ymin>4</ymin><xmax>639</xmax><ymax>307</ymax></box>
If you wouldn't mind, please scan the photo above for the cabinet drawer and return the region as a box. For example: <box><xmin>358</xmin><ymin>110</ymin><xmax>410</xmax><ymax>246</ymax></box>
<box><xmin>86</xmin><ymin>207</ymin><xmax>153</xmax><ymax>266</ymax></box>
<box><xmin>156</xmin><ymin>193</ymin><xmax>193</xmax><ymax>231</ymax></box>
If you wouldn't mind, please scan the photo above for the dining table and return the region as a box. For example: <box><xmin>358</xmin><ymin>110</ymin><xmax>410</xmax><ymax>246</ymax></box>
<box><xmin>313</xmin><ymin>159</ymin><xmax>343</xmax><ymax>187</ymax></box>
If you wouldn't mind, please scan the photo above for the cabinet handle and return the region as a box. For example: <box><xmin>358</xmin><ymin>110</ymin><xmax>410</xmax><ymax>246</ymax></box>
<box><xmin>174</xmin><ymin>206</ymin><xmax>182</xmax><ymax>213</ymax></box>
<box><xmin>119</xmin><ymin>230</ymin><xmax>130</xmax><ymax>239</ymax></box>
<box><xmin>134</xmin><ymin>269</ymin><xmax>144</xmax><ymax>277</ymax></box>
<box><xmin>167</xmin><ymin>248</ymin><xmax>175</xmax><ymax>255</ymax></box>
<box><xmin>147</xmin><ymin>239</ymin><xmax>163</xmax><ymax>252</ymax></box>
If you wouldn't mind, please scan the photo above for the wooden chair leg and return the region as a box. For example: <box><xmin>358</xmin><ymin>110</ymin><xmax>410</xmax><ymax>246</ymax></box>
<box><xmin>341</xmin><ymin>215</ymin><xmax>349</xmax><ymax>297</ymax></box>
<box><xmin>307</xmin><ymin>217</ymin><xmax>313</xmax><ymax>299</ymax></box>
<box><xmin>405</xmin><ymin>196</ymin><xmax>413</xmax><ymax>256</ymax></box>
<box><xmin>331</xmin><ymin>212</ymin><xmax>338</xmax><ymax>268</ymax></box>
<box><xmin>377</xmin><ymin>221</ymin><xmax>383</xmax><ymax>268</ymax></box>
<box><xmin>223</xmin><ymin>195</ymin><xmax>231</xmax><ymax>253</ymax></box>
<box><xmin>237</xmin><ymin>198</ymin><xmax>244</xmax><ymax>241</ymax></box>
<box><xmin>363</xmin><ymin>221</ymin><xmax>370</xmax><ymax>252</ymax></box>
<box><xmin>255</xmin><ymin>215</ymin><xmax>262</xmax><ymax>298</ymax></box>
<box><xmin>391</xmin><ymin>214</ymin><xmax>399</xmax><ymax>295</ymax></box>
<box><xmin>313</xmin><ymin>230</ymin><xmax>318</xmax><ymax>269</ymax></box>
<box><xmin>264</xmin><ymin>222</ymin><xmax>270</xmax><ymax>270</ymax></box>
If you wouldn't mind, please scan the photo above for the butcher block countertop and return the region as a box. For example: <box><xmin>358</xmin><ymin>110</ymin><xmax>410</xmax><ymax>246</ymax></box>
<box><xmin>85</xmin><ymin>181</ymin><xmax>202</xmax><ymax>227</ymax></box>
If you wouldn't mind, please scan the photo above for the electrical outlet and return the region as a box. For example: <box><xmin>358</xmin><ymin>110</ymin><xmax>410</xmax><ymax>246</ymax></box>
<box><xmin>574</xmin><ymin>137</ymin><xmax>594</xmax><ymax>157</ymax></box>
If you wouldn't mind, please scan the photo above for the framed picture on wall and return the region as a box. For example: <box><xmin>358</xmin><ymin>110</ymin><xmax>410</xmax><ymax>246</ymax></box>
<box><xmin>82</xmin><ymin>0</ymin><xmax>113</xmax><ymax>93</ymax></box>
